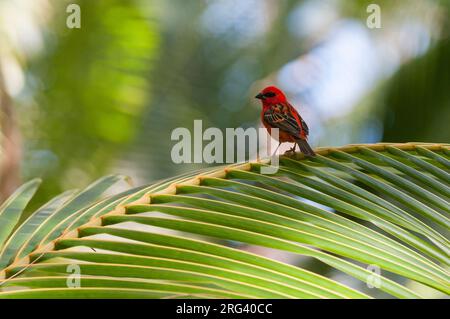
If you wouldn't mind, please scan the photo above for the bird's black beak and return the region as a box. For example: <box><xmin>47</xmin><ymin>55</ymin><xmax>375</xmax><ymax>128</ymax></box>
<box><xmin>255</xmin><ymin>93</ymin><xmax>265</xmax><ymax>100</ymax></box>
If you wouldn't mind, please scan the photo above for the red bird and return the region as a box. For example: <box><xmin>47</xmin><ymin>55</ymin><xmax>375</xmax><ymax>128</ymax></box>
<box><xmin>255</xmin><ymin>86</ymin><xmax>315</xmax><ymax>157</ymax></box>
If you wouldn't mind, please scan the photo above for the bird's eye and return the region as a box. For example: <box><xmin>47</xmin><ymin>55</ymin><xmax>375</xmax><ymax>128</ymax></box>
<box><xmin>264</xmin><ymin>92</ymin><xmax>276</xmax><ymax>97</ymax></box>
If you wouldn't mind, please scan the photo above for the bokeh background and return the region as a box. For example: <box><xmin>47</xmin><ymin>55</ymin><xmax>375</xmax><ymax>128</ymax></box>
<box><xmin>0</xmin><ymin>0</ymin><xmax>449</xmax><ymax>217</ymax></box>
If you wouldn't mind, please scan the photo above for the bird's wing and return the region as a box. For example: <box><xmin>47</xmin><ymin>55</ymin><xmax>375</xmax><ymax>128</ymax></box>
<box><xmin>263</xmin><ymin>105</ymin><xmax>303</xmax><ymax>138</ymax></box>
<box><xmin>287</xmin><ymin>102</ymin><xmax>309</xmax><ymax>137</ymax></box>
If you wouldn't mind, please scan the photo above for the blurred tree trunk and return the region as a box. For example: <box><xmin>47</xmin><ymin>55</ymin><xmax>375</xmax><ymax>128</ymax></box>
<box><xmin>0</xmin><ymin>69</ymin><xmax>21</xmax><ymax>202</ymax></box>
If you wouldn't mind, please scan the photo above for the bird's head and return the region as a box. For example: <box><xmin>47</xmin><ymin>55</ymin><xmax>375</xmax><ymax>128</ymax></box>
<box><xmin>255</xmin><ymin>86</ymin><xmax>287</xmax><ymax>105</ymax></box>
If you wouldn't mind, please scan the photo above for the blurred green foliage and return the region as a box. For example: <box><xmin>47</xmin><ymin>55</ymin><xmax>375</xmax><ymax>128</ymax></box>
<box><xmin>19</xmin><ymin>0</ymin><xmax>159</xmax><ymax>206</ymax></box>
<box><xmin>382</xmin><ymin>38</ymin><xmax>450</xmax><ymax>143</ymax></box>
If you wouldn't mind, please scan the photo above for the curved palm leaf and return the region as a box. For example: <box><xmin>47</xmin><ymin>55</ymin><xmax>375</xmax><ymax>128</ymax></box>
<box><xmin>0</xmin><ymin>143</ymin><xmax>449</xmax><ymax>299</ymax></box>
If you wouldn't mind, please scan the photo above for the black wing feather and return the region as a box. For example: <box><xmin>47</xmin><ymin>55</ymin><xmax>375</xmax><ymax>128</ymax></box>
<box><xmin>300</xmin><ymin>118</ymin><xmax>309</xmax><ymax>136</ymax></box>
<box><xmin>264</xmin><ymin>107</ymin><xmax>307</xmax><ymax>138</ymax></box>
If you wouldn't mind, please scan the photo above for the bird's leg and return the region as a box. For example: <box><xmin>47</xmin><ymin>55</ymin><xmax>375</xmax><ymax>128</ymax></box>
<box><xmin>284</xmin><ymin>143</ymin><xmax>296</xmax><ymax>155</ymax></box>
<box><xmin>271</xmin><ymin>142</ymin><xmax>282</xmax><ymax>157</ymax></box>
<box><xmin>289</xmin><ymin>143</ymin><xmax>297</xmax><ymax>153</ymax></box>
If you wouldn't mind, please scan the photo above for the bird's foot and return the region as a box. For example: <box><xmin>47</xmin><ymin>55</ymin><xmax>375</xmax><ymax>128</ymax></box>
<box><xmin>284</xmin><ymin>147</ymin><xmax>296</xmax><ymax>156</ymax></box>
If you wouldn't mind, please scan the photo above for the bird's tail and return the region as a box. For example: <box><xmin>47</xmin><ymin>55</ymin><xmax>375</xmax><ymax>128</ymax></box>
<box><xmin>296</xmin><ymin>139</ymin><xmax>316</xmax><ymax>157</ymax></box>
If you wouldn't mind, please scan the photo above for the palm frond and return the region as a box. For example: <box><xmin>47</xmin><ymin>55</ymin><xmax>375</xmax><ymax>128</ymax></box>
<box><xmin>0</xmin><ymin>143</ymin><xmax>449</xmax><ymax>299</ymax></box>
